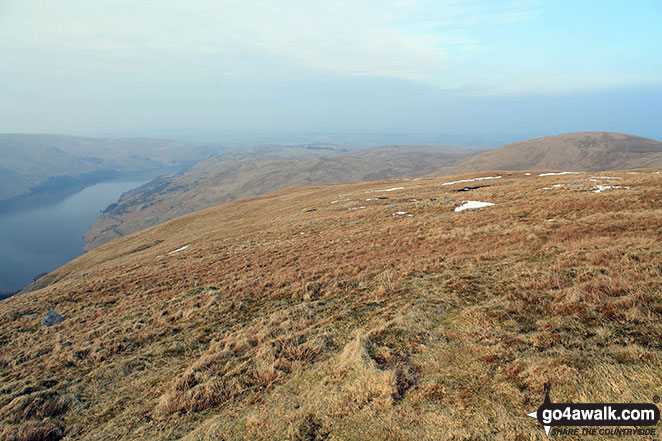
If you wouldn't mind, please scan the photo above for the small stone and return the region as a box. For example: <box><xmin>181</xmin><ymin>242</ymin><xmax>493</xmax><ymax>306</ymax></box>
<box><xmin>42</xmin><ymin>310</ymin><xmax>64</xmax><ymax>328</ymax></box>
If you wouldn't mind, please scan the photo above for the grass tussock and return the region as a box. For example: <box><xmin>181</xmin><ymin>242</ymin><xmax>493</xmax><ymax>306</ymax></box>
<box><xmin>0</xmin><ymin>419</ymin><xmax>64</xmax><ymax>441</ymax></box>
<box><xmin>156</xmin><ymin>302</ymin><xmax>331</xmax><ymax>415</ymax></box>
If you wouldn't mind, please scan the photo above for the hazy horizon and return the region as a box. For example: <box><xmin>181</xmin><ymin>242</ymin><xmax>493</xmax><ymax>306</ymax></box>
<box><xmin>1</xmin><ymin>1</ymin><xmax>661</xmax><ymax>141</ymax></box>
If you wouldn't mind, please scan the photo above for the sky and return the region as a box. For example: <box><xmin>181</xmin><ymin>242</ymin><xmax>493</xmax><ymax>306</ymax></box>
<box><xmin>0</xmin><ymin>0</ymin><xmax>660</xmax><ymax>145</ymax></box>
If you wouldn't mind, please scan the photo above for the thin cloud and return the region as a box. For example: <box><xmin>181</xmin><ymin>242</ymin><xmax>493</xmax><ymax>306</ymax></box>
<box><xmin>0</xmin><ymin>0</ymin><xmax>540</xmax><ymax>81</ymax></box>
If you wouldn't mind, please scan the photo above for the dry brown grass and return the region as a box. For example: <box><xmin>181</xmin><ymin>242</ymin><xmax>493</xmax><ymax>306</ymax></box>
<box><xmin>0</xmin><ymin>169</ymin><xmax>660</xmax><ymax>440</ymax></box>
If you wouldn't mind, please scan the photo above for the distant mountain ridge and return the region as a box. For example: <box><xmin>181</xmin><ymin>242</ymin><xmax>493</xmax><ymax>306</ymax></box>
<box><xmin>0</xmin><ymin>134</ymin><xmax>237</xmax><ymax>202</ymax></box>
<box><xmin>437</xmin><ymin>131</ymin><xmax>662</xmax><ymax>175</ymax></box>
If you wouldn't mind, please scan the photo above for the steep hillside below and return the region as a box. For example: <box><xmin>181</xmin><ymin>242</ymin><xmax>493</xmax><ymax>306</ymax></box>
<box><xmin>84</xmin><ymin>145</ymin><xmax>482</xmax><ymax>250</ymax></box>
<box><xmin>438</xmin><ymin>132</ymin><xmax>662</xmax><ymax>175</ymax></box>
<box><xmin>2</xmin><ymin>169</ymin><xmax>661</xmax><ymax>440</ymax></box>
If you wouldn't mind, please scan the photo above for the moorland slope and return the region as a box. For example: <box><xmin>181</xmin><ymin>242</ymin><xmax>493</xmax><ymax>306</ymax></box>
<box><xmin>438</xmin><ymin>131</ymin><xmax>662</xmax><ymax>175</ymax></box>
<box><xmin>83</xmin><ymin>145</ymin><xmax>482</xmax><ymax>249</ymax></box>
<box><xmin>84</xmin><ymin>132</ymin><xmax>662</xmax><ymax>251</ymax></box>
<box><xmin>2</xmin><ymin>168</ymin><xmax>661</xmax><ymax>440</ymax></box>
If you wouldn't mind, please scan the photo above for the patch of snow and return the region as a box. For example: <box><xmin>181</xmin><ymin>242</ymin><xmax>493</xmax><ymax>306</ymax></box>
<box><xmin>538</xmin><ymin>171</ymin><xmax>580</xmax><ymax>177</ymax></box>
<box><xmin>330</xmin><ymin>200</ymin><xmax>340</xmax><ymax>204</ymax></box>
<box><xmin>441</xmin><ymin>176</ymin><xmax>502</xmax><ymax>186</ymax></box>
<box><xmin>590</xmin><ymin>176</ymin><xmax>622</xmax><ymax>180</ymax></box>
<box><xmin>454</xmin><ymin>201</ymin><xmax>495</xmax><ymax>212</ymax></box>
<box><xmin>392</xmin><ymin>211</ymin><xmax>408</xmax><ymax>216</ymax></box>
<box><xmin>524</xmin><ymin>172</ymin><xmax>531</xmax><ymax>176</ymax></box>
<box><xmin>167</xmin><ymin>245</ymin><xmax>190</xmax><ymax>255</ymax></box>
<box><xmin>375</xmin><ymin>186</ymin><xmax>406</xmax><ymax>192</ymax></box>
<box><xmin>592</xmin><ymin>185</ymin><xmax>629</xmax><ymax>193</ymax></box>
<box><xmin>540</xmin><ymin>184</ymin><xmax>564</xmax><ymax>190</ymax></box>
<box><xmin>653</xmin><ymin>171</ymin><xmax>662</xmax><ymax>174</ymax></box>
<box><xmin>349</xmin><ymin>206</ymin><xmax>366</xmax><ymax>210</ymax></box>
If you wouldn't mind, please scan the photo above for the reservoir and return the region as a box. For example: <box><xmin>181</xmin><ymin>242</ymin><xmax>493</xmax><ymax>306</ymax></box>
<box><xmin>0</xmin><ymin>173</ymin><xmax>164</xmax><ymax>292</ymax></box>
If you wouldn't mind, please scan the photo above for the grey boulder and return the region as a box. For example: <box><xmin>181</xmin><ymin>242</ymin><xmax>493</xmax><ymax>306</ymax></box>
<box><xmin>42</xmin><ymin>310</ymin><xmax>64</xmax><ymax>328</ymax></box>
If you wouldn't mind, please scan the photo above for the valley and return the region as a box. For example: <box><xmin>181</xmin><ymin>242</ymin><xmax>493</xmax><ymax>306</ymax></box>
<box><xmin>0</xmin><ymin>172</ymin><xmax>166</xmax><ymax>292</ymax></box>
<box><xmin>0</xmin><ymin>134</ymin><xmax>236</xmax><ymax>203</ymax></box>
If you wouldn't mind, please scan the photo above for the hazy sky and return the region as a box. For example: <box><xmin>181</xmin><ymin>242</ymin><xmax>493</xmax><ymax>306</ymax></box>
<box><xmin>1</xmin><ymin>0</ymin><xmax>660</xmax><ymax>144</ymax></box>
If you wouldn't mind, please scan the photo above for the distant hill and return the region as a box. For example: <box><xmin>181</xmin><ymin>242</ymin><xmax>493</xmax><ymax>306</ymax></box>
<box><xmin>4</xmin><ymin>169</ymin><xmax>661</xmax><ymax>440</ymax></box>
<box><xmin>83</xmin><ymin>144</ymin><xmax>483</xmax><ymax>249</ymax></box>
<box><xmin>438</xmin><ymin>132</ymin><xmax>662</xmax><ymax>175</ymax></box>
<box><xmin>0</xmin><ymin>134</ymin><xmax>237</xmax><ymax>202</ymax></box>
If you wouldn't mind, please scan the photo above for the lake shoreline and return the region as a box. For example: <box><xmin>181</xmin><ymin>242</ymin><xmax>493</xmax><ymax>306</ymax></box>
<box><xmin>0</xmin><ymin>168</ymin><xmax>179</xmax><ymax>293</ymax></box>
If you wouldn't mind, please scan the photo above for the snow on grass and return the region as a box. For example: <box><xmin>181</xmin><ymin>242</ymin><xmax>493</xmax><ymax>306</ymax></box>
<box><xmin>330</xmin><ymin>200</ymin><xmax>340</xmax><ymax>204</ymax></box>
<box><xmin>538</xmin><ymin>171</ymin><xmax>580</xmax><ymax>177</ymax></box>
<box><xmin>524</xmin><ymin>172</ymin><xmax>531</xmax><ymax>176</ymax></box>
<box><xmin>590</xmin><ymin>176</ymin><xmax>622</xmax><ymax>180</ymax></box>
<box><xmin>540</xmin><ymin>184</ymin><xmax>564</xmax><ymax>190</ymax></box>
<box><xmin>168</xmin><ymin>245</ymin><xmax>190</xmax><ymax>255</ymax></box>
<box><xmin>342</xmin><ymin>186</ymin><xmax>419</xmax><ymax>197</ymax></box>
<box><xmin>374</xmin><ymin>186</ymin><xmax>406</xmax><ymax>192</ymax></box>
<box><xmin>592</xmin><ymin>185</ymin><xmax>629</xmax><ymax>193</ymax></box>
<box><xmin>348</xmin><ymin>206</ymin><xmax>366</xmax><ymax>210</ymax></box>
<box><xmin>392</xmin><ymin>211</ymin><xmax>412</xmax><ymax>217</ymax></box>
<box><xmin>441</xmin><ymin>176</ymin><xmax>502</xmax><ymax>186</ymax></box>
<box><xmin>454</xmin><ymin>201</ymin><xmax>495</xmax><ymax>212</ymax></box>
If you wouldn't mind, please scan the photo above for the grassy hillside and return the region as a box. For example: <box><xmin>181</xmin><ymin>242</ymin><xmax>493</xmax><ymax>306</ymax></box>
<box><xmin>83</xmin><ymin>145</ymin><xmax>482</xmax><ymax>250</ymax></box>
<box><xmin>438</xmin><ymin>132</ymin><xmax>662</xmax><ymax>176</ymax></box>
<box><xmin>2</xmin><ymin>169</ymin><xmax>660</xmax><ymax>440</ymax></box>
<box><xmin>84</xmin><ymin>132</ymin><xmax>662</xmax><ymax>251</ymax></box>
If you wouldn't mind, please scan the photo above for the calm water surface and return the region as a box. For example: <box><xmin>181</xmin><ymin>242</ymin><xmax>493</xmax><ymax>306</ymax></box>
<box><xmin>0</xmin><ymin>177</ymin><xmax>154</xmax><ymax>291</ymax></box>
